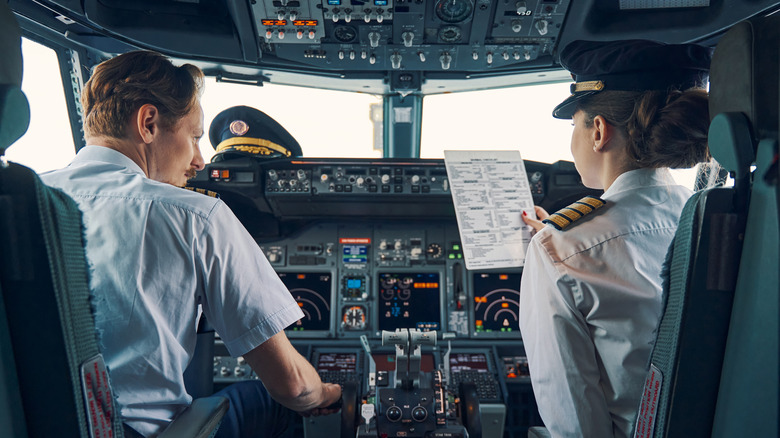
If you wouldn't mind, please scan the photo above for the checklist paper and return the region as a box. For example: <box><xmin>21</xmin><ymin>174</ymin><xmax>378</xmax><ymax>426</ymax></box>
<box><xmin>444</xmin><ymin>150</ymin><xmax>536</xmax><ymax>269</ymax></box>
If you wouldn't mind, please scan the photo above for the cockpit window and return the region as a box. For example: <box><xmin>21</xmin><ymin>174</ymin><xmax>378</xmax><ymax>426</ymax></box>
<box><xmin>6</xmin><ymin>38</ymin><xmax>75</xmax><ymax>173</ymax></box>
<box><xmin>200</xmin><ymin>79</ymin><xmax>382</xmax><ymax>161</ymax></box>
<box><xmin>420</xmin><ymin>82</ymin><xmax>573</xmax><ymax>163</ymax></box>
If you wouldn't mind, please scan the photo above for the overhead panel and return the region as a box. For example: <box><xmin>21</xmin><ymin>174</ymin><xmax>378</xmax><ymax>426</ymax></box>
<box><xmin>249</xmin><ymin>0</ymin><xmax>571</xmax><ymax>74</ymax></box>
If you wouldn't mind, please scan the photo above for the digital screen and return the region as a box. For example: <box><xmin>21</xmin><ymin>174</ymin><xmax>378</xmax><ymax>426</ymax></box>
<box><xmin>378</xmin><ymin>273</ymin><xmax>440</xmax><ymax>331</ymax></box>
<box><xmin>373</xmin><ymin>353</ymin><xmax>435</xmax><ymax>372</ymax></box>
<box><xmin>450</xmin><ymin>353</ymin><xmax>489</xmax><ymax>373</ymax></box>
<box><xmin>342</xmin><ymin>245</ymin><xmax>368</xmax><ymax>264</ymax></box>
<box><xmin>473</xmin><ymin>273</ymin><xmax>521</xmax><ymax>333</ymax></box>
<box><xmin>279</xmin><ymin>272</ymin><xmax>332</xmax><ymax>331</ymax></box>
<box><xmin>316</xmin><ymin>352</ymin><xmax>356</xmax><ymax>372</ymax></box>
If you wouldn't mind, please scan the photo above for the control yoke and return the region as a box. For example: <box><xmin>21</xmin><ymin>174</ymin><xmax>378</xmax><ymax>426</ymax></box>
<box><xmin>382</xmin><ymin>328</ymin><xmax>437</xmax><ymax>389</ymax></box>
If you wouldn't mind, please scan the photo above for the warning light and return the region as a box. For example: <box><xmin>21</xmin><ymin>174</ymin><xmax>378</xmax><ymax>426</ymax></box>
<box><xmin>297</xmin><ymin>274</ymin><xmax>306</xmax><ymax>279</ymax></box>
<box><xmin>298</xmin><ymin>302</ymin><xmax>304</xmax><ymax>307</ymax></box>
<box><xmin>499</xmin><ymin>274</ymin><xmax>509</xmax><ymax>280</ymax></box>
<box><xmin>210</xmin><ymin>169</ymin><xmax>220</xmax><ymax>179</ymax></box>
<box><xmin>475</xmin><ymin>297</ymin><xmax>487</xmax><ymax>303</ymax></box>
<box><xmin>221</xmin><ymin>170</ymin><xmax>230</xmax><ymax>179</ymax></box>
<box><xmin>501</xmin><ymin>303</ymin><xmax>509</xmax><ymax>308</ymax></box>
<box><xmin>452</xmin><ymin>244</ymin><xmax>460</xmax><ymax>250</ymax></box>
<box><xmin>476</xmin><ymin>320</ymin><xmax>483</xmax><ymax>326</ymax></box>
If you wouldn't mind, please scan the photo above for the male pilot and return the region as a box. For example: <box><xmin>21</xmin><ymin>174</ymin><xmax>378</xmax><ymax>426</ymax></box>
<box><xmin>41</xmin><ymin>50</ymin><xmax>341</xmax><ymax>437</ymax></box>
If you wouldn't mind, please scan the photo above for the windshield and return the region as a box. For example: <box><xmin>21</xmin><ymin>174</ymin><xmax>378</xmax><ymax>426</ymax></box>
<box><xmin>12</xmin><ymin>38</ymin><xmax>700</xmax><ymax>189</ymax></box>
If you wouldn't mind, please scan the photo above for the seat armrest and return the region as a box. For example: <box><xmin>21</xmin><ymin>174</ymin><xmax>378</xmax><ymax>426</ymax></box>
<box><xmin>158</xmin><ymin>396</ymin><xmax>229</xmax><ymax>438</ymax></box>
<box><xmin>528</xmin><ymin>426</ymin><xmax>551</xmax><ymax>438</ymax></box>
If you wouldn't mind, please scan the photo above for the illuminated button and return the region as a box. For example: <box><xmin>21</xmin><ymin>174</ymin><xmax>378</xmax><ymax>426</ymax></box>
<box><xmin>320</xmin><ymin>174</ymin><xmax>329</xmax><ymax>182</ymax></box>
<box><xmin>210</xmin><ymin>169</ymin><xmax>220</xmax><ymax>179</ymax></box>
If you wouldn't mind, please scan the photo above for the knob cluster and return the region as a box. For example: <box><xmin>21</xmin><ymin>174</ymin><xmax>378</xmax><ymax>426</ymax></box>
<box><xmin>385</xmin><ymin>405</ymin><xmax>427</xmax><ymax>422</ymax></box>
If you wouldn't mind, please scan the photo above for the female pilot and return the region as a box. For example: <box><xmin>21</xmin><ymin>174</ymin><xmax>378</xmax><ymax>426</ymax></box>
<box><xmin>519</xmin><ymin>40</ymin><xmax>711</xmax><ymax>437</ymax></box>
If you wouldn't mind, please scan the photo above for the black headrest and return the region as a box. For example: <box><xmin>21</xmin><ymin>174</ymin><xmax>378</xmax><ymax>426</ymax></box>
<box><xmin>709</xmin><ymin>16</ymin><xmax>780</xmax><ymax>139</ymax></box>
<box><xmin>0</xmin><ymin>2</ymin><xmax>30</xmax><ymax>155</ymax></box>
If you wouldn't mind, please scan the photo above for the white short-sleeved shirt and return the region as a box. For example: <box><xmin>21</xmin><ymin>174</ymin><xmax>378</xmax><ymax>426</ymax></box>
<box><xmin>519</xmin><ymin>168</ymin><xmax>692</xmax><ymax>438</ymax></box>
<box><xmin>41</xmin><ymin>146</ymin><xmax>304</xmax><ymax>437</ymax></box>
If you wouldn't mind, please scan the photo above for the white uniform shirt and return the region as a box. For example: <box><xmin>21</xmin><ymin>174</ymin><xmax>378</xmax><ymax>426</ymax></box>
<box><xmin>41</xmin><ymin>146</ymin><xmax>304</xmax><ymax>436</ymax></box>
<box><xmin>519</xmin><ymin>168</ymin><xmax>692</xmax><ymax>438</ymax></box>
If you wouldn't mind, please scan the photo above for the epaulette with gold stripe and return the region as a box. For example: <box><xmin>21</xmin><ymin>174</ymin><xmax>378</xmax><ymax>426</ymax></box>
<box><xmin>182</xmin><ymin>186</ymin><xmax>220</xmax><ymax>198</ymax></box>
<box><xmin>542</xmin><ymin>196</ymin><xmax>606</xmax><ymax>231</ymax></box>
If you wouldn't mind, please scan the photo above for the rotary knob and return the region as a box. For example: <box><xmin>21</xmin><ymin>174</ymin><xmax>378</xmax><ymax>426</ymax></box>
<box><xmin>412</xmin><ymin>406</ymin><xmax>427</xmax><ymax>422</ymax></box>
<box><xmin>386</xmin><ymin>406</ymin><xmax>402</xmax><ymax>422</ymax></box>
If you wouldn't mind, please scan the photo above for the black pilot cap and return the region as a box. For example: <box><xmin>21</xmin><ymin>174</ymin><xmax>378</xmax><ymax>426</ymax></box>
<box><xmin>209</xmin><ymin>105</ymin><xmax>302</xmax><ymax>162</ymax></box>
<box><xmin>552</xmin><ymin>39</ymin><xmax>712</xmax><ymax>119</ymax></box>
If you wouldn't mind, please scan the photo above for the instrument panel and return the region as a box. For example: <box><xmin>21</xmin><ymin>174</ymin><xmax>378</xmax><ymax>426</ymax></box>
<box><xmin>192</xmin><ymin>156</ymin><xmax>595</xmax><ymax>436</ymax></box>
<box><xmin>260</xmin><ymin>221</ymin><xmax>523</xmax><ymax>340</ymax></box>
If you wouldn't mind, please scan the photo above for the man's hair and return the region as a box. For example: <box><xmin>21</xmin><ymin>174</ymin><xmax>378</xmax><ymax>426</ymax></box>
<box><xmin>82</xmin><ymin>50</ymin><xmax>204</xmax><ymax>139</ymax></box>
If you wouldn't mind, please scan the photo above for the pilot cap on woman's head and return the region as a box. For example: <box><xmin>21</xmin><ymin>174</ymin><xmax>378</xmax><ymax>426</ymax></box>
<box><xmin>552</xmin><ymin>39</ymin><xmax>712</xmax><ymax>119</ymax></box>
<box><xmin>209</xmin><ymin>105</ymin><xmax>302</xmax><ymax>162</ymax></box>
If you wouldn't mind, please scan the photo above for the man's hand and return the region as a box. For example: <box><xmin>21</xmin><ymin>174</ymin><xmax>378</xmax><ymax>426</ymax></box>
<box><xmin>298</xmin><ymin>382</ymin><xmax>342</xmax><ymax>417</ymax></box>
<box><xmin>522</xmin><ymin>206</ymin><xmax>550</xmax><ymax>233</ymax></box>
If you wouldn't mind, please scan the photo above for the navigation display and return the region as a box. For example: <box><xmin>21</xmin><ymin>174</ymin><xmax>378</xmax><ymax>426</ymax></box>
<box><xmin>473</xmin><ymin>272</ymin><xmax>521</xmax><ymax>334</ymax></box>
<box><xmin>279</xmin><ymin>272</ymin><xmax>332</xmax><ymax>332</ymax></box>
<box><xmin>378</xmin><ymin>272</ymin><xmax>441</xmax><ymax>331</ymax></box>
<box><xmin>316</xmin><ymin>352</ymin><xmax>357</xmax><ymax>372</ymax></box>
<box><xmin>450</xmin><ymin>353</ymin><xmax>490</xmax><ymax>373</ymax></box>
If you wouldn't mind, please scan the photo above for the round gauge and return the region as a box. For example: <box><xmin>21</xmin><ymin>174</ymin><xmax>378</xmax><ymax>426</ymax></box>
<box><xmin>334</xmin><ymin>25</ymin><xmax>357</xmax><ymax>43</ymax></box>
<box><xmin>381</xmin><ymin>276</ymin><xmax>398</xmax><ymax>289</ymax></box>
<box><xmin>398</xmin><ymin>276</ymin><xmax>414</xmax><ymax>289</ymax></box>
<box><xmin>342</xmin><ymin>306</ymin><xmax>367</xmax><ymax>330</ymax></box>
<box><xmin>435</xmin><ymin>0</ymin><xmax>474</xmax><ymax>24</ymax></box>
<box><xmin>380</xmin><ymin>288</ymin><xmax>395</xmax><ymax>300</ymax></box>
<box><xmin>438</xmin><ymin>25</ymin><xmax>462</xmax><ymax>43</ymax></box>
<box><xmin>426</xmin><ymin>243</ymin><xmax>443</xmax><ymax>259</ymax></box>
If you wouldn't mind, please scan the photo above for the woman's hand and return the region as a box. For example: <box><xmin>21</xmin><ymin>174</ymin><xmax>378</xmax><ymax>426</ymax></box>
<box><xmin>522</xmin><ymin>206</ymin><xmax>550</xmax><ymax>233</ymax></box>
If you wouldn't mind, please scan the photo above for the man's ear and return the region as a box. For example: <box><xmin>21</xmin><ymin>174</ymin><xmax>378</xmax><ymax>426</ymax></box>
<box><xmin>136</xmin><ymin>104</ymin><xmax>160</xmax><ymax>144</ymax></box>
<box><xmin>591</xmin><ymin>115</ymin><xmax>613</xmax><ymax>152</ymax></box>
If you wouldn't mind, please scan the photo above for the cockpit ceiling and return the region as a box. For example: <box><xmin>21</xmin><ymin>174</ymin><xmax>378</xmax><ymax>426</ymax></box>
<box><xmin>10</xmin><ymin>0</ymin><xmax>780</xmax><ymax>94</ymax></box>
